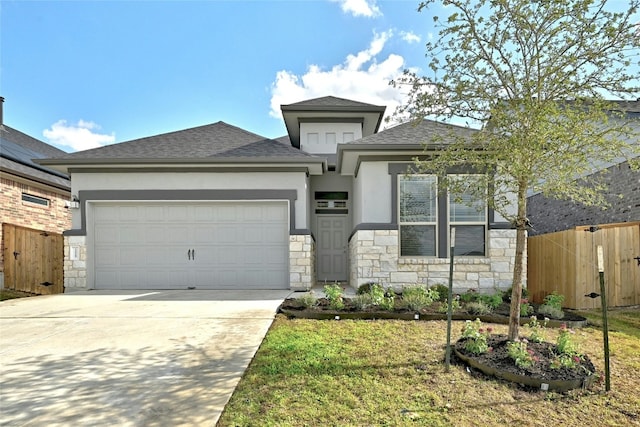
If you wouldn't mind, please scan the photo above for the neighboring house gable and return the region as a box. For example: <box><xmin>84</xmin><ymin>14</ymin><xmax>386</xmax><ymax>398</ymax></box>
<box><xmin>0</xmin><ymin>99</ymin><xmax>72</xmax><ymax>288</ymax></box>
<box><xmin>527</xmin><ymin>100</ymin><xmax>640</xmax><ymax>235</ymax></box>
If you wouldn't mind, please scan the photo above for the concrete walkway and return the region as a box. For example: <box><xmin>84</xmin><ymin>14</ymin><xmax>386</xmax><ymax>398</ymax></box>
<box><xmin>0</xmin><ymin>289</ymin><xmax>290</xmax><ymax>426</ymax></box>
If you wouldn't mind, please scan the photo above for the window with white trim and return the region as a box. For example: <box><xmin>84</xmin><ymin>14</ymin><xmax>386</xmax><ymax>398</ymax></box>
<box><xmin>449</xmin><ymin>176</ymin><xmax>486</xmax><ymax>256</ymax></box>
<box><xmin>399</xmin><ymin>175</ymin><xmax>437</xmax><ymax>256</ymax></box>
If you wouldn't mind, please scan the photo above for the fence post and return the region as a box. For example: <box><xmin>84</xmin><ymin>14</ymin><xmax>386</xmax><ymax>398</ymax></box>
<box><xmin>445</xmin><ymin>227</ymin><xmax>455</xmax><ymax>372</ymax></box>
<box><xmin>597</xmin><ymin>245</ymin><xmax>611</xmax><ymax>391</ymax></box>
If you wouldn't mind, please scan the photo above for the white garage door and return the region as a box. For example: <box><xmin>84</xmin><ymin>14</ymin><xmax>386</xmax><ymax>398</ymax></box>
<box><xmin>92</xmin><ymin>201</ymin><xmax>289</xmax><ymax>290</ymax></box>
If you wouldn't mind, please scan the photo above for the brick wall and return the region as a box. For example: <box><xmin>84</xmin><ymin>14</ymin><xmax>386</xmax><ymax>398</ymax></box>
<box><xmin>0</xmin><ymin>177</ymin><xmax>71</xmax><ymax>277</ymax></box>
<box><xmin>527</xmin><ymin>160</ymin><xmax>640</xmax><ymax>235</ymax></box>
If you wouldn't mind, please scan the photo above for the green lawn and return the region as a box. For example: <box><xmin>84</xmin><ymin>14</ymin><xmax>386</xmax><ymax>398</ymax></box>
<box><xmin>218</xmin><ymin>313</ymin><xmax>640</xmax><ymax>426</ymax></box>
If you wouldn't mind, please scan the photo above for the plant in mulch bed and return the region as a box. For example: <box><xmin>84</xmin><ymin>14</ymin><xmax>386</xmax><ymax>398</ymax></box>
<box><xmin>526</xmin><ymin>316</ymin><xmax>548</xmax><ymax>343</ymax></box>
<box><xmin>507</xmin><ymin>339</ymin><xmax>538</xmax><ymax>369</ymax></box>
<box><xmin>460</xmin><ymin>318</ymin><xmax>492</xmax><ymax>355</ymax></box>
<box><xmin>398</xmin><ymin>285</ymin><xmax>440</xmax><ymax>311</ymax></box>
<box><xmin>455</xmin><ymin>318</ymin><xmax>596</xmax><ymax>392</ymax></box>
<box><xmin>323</xmin><ymin>283</ymin><xmax>345</xmax><ymax>310</ymax></box>
<box><xmin>538</xmin><ymin>291</ymin><xmax>566</xmax><ymax>319</ymax></box>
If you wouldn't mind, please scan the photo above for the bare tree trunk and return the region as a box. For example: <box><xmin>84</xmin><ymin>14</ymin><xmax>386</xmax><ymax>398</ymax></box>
<box><xmin>508</xmin><ymin>183</ymin><xmax>528</xmax><ymax>341</ymax></box>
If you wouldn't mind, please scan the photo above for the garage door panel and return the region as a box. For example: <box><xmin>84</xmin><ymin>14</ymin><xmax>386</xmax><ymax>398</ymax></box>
<box><xmin>95</xmin><ymin>247</ymin><xmax>118</xmax><ymax>266</ymax></box>
<box><xmin>215</xmin><ymin>226</ymin><xmax>237</xmax><ymax>243</ymax></box>
<box><xmin>95</xmin><ymin>226</ymin><xmax>119</xmax><ymax>244</ymax></box>
<box><xmin>118</xmin><ymin>206</ymin><xmax>141</xmax><ymax>221</ymax></box>
<box><xmin>216</xmin><ymin>205</ymin><xmax>238</xmax><ymax>221</ymax></box>
<box><xmin>145</xmin><ymin>226</ymin><xmax>167</xmax><ymax>244</ymax></box>
<box><xmin>144</xmin><ymin>205</ymin><xmax>165</xmax><ymax>221</ymax></box>
<box><xmin>93</xmin><ymin>202</ymin><xmax>288</xmax><ymax>290</ymax></box>
<box><xmin>166</xmin><ymin>205</ymin><xmax>189</xmax><ymax>222</ymax></box>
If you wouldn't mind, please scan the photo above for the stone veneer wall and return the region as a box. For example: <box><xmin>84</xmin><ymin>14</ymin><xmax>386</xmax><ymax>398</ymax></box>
<box><xmin>349</xmin><ymin>229</ymin><xmax>525</xmax><ymax>293</ymax></box>
<box><xmin>64</xmin><ymin>235</ymin><xmax>87</xmax><ymax>290</ymax></box>
<box><xmin>289</xmin><ymin>234</ymin><xmax>315</xmax><ymax>291</ymax></box>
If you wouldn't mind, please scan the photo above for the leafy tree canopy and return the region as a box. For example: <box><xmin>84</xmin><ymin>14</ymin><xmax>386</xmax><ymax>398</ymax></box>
<box><xmin>393</xmin><ymin>0</ymin><xmax>640</xmax><ymax>339</ymax></box>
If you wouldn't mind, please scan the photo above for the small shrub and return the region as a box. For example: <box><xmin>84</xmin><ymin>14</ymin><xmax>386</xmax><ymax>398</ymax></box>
<box><xmin>438</xmin><ymin>296</ymin><xmax>461</xmax><ymax>313</ymax></box>
<box><xmin>503</xmin><ymin>286</ymin><xmax>529</xmax><ymax>302</ymax></box>
<box><xmin>479</xmin><ymin>293</ymin><xmax>503</xmax><ymax>310</ymax></box>
<box><xmin>551</xmin><ymin>324</ymin><xmax>584</xmax><ymax>371</ymax></box>
<box><xmin>296</xmin><ymin>294</ymin><xmax>316</xmax><ymax>308</ymax></box>
<box><xmin>543</xmin><ymin>291</ymin><xmax>565</xmax><ymax>309</ymax></box>
<box><xmin>367</xmin><ymin>283</ymin><xmax>386</xmax><ymax>306</ymax></box>
<box><xmin>538</xmin><ymin>303</ymin><xmax>564</xmax><ymax>319</ymax></box>
<box><xmin>556</xmin><ymin>323</ymin><xmax>579</xmax><ymax>355</ymax></box>
<box><xmin>520</xmin><ymin>299</ymin><xmax>533</xmax><ymax>316</ymax></box>
<box><xmin>352</xmin><ymin>293</ymin><xmax>374</xmax><ymax>310</ymax></box>
<box><xmin>526</xmin><ymin>316</ymin><xmax>548</xmax><ymax>343</ymax></box>
<box><xmin>357</xmin><ymin>282</ymin><xmax>376</xmax><ymax>295</ymax></box>
<box><xmin>430</xmin><ymin>284</ymin><xmax>449</xmax><ymax>302</ymax></box>
<box><xmin>507</xmin><ymin>339</ymin><xmax>537</xmax><ymax>369</ymax></box>
<box><xmin>400</xmin><ymin>285</ymin><xmax>439</xmax><ymax>311</ymax></box>
<box><xmin>460</xmin><ymin>289</ymin><xmax>479</xmax><ymax>303</ymax></box>
<box><xmin>379</xmin><ymin>294</ymin><xmax>396</xmax><ymax>311</ymax></box>
<box><xmin>460</xmin><ymin>318</ymin><xmax>492</xmax><ymax>355</ymax></box>
<box><xmin>466</xmin><ymin>301</ymin><xmax>492</xmax><ymax>315</ymax></box>
<box><xmin>323</xmin><ymin>283</ymin><xmax>344</xmax><ymax>310</ymax></box>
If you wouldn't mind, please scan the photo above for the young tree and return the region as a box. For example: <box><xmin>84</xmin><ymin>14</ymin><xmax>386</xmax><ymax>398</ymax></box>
<box><xmin>393</xmin><ymin>0</ymin><xmax>640</xmax><ymax>340</ymax></box>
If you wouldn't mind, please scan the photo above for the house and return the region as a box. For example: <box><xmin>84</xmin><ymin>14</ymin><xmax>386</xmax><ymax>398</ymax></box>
<box><xmin>38</xmin><ymin>96</ymin><xmax>519</xmax><ymax>292</ymax></box>
<box><xmin>0</xmin><ymin>97</ymin><xmax>72</xmax><ymax>289</ymax></box>
<box><xmin>527</xmin><ymin>99</ymin><xmax>640</xmax><ymax>235</ymax></box>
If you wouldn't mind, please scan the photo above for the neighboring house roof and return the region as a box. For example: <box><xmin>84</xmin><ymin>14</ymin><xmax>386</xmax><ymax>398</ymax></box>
<box><xmin>0</xmin><ymin>125</ymin><xmax>71</xmax><ymax>192</ymax></box>
<box><xmin>281</xmin><ymin>96</ymin><xmax>386</xmax><ymax>149</ymax></box>
<box><xmin>609</xmin><ymin>99</ymin><xmax>640</xmax><ymax>115</ymax></box>
<box><xmin>38</xmin><ymin>121</ymin><xmax>326</xmax><ymax>174</ymax></box>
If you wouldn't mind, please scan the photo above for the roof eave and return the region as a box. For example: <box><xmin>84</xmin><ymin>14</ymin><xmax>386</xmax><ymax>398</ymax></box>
<box><xmin>36</xmin><ymin>156</ymin><xmax>327</xmax><ymax>174</ymax></box>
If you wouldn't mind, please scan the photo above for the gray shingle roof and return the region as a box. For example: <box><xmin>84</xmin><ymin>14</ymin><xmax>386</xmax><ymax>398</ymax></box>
<box><xmin>346</xmin><ymin>118</ymin><xmax>477</xmax><ymax>146</ymax></box>
<box><xmin>0</xmin><ymin>125</ymin><xmax>70</xmax><ymax>190</ymax></box>
<box><xmin>281</xmin><ymin>96</ymin><xmax>386</xmax><ymax>111</ymax></box>
<box><xmin>46</xmin><ymin>121</ymin><xmax>319</xmax><ymax>161</ymax></box>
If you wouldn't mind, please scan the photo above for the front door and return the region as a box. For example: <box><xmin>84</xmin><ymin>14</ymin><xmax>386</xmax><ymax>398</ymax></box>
<box><xmin>316</xmin><ymin>215</ymin><xmax>348</xmax><ymax>282</ymax></box>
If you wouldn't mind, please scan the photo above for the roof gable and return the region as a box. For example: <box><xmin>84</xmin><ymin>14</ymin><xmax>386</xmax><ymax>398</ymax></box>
<box><xmin>346</xmin><ymin>119</ymin><xmax>478</xmax><ymax>147</ymax></box>
<box><xmin>281</xmin><ymin>96</ymin><xmax>385</xmax><ymax>110</ymax></box>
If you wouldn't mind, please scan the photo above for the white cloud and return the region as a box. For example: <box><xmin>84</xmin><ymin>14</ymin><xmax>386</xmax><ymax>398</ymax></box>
<box><xmin>400</xmin><ymin>31</ymin><xmax>421</xmax><ymax>44</ymax></box>
<box><xmin>43</xmin><ymin>120</ymin><xmax>115</xmax><ymax>152</ymax></box>
<box><xmin>330</xmin><ymin>0</ymin><xmax>382</xmax><ymax>18</ymax></box>
<box><xmin>270</xmin><ymin>31</ymin><xmax>413</xmax><ymax>127</ymax></box>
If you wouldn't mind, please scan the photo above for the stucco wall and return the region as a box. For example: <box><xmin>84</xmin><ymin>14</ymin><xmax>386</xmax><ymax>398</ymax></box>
<box><xmin>0</xmin><ymin>176</ymin><xmax>71</xmax><ymax>286</ymax></box>
<box><xmin>70</xmin><ymin>171</ymin><xmax>310</xmax><ymax>230</ymax></box>
<box><xmin>527</xmin><ymin>160</ymin><xmax>640</xmax><ymax>235</ymax></box>
<box><xmin>300</xmin><ymin>122</ymin><xmax>362</xmax><ymax>154</ymax></box>
<box><xmin>353</xmin><ymin>162</ymin><xmax>392</xmax><ymax>224</ymax></box>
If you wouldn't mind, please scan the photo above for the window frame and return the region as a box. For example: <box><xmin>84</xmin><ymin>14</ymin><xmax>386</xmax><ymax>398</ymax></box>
<box><xmin>21</xmin><ymin>193</ymin><xmax>50</xmax><ymax>207</ymax></box>
<box><xmin>447</xmin><ymin>174</ymin><xmax>487</xmax><ymax>257</ymax></box>
<box><xmin>398</xmin><ymin>174</ymin><xmax>438</xmax><ymax>257</ymax></box>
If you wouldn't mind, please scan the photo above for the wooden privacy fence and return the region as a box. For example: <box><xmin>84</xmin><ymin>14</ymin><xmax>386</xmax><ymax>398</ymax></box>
<box><xmin>2</xmin><ymin>224</ymin><xmax>64</xmax><ymax>295</ymax></box>
<box><xmin>527</xmin><ymin>222</ymin><xmax>640</xmax><ymax>309</ymax></box>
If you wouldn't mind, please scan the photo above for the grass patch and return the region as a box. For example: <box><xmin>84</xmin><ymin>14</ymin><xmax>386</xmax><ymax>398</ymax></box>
<box><xmin>219</xmin><ymin>315</ymin><xmax>640</xmax><ymax>427</ymax></box>
<box><xmin>572</xmin><ymin>306</ymin><xmax>640</xmax><ymax>339</ymax></box>
<box><xmin>0</xmin><ymin>289</ymin><xmax>33</xmax><ymax>301</ymax></box>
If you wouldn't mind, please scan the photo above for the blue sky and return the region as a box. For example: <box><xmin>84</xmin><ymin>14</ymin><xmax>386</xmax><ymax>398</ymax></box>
<box><xmin>1</xmin><ymin>0</ymin><xmax>435</xmax><ymax>152</ymax></box>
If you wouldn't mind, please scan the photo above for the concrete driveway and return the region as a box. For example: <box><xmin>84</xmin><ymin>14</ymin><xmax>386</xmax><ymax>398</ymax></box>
<box><xmin>0</xmin><ymin>289</ymin><xmax>290</xmax><ymax>426</ymax></box>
